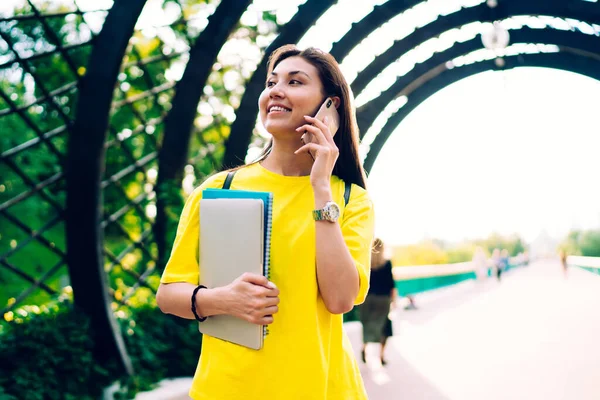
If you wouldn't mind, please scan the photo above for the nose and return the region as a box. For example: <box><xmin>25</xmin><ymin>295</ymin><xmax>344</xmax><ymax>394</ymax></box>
<box><xmin>269</xmin><ymin>82</ymin><xmax>285</xmax><ymax>99</ymax></box>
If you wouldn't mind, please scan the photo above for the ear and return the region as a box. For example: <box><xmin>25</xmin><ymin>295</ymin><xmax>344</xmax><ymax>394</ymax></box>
<box><xmin>331</xmin><ymin>96</ymin><xmax>341</xmax><ymax>109</ymax></box>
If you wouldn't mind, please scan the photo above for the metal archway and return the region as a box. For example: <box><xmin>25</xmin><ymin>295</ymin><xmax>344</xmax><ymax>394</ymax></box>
<box><xmin>349</xmin><ymin>1</ymin><xmax>600</xmax><ymax>98</ymax></box>
<box><xmin>66</xmin><ymin>0</ymin><xmax>146</xmax><ymax>375</ymax></box>
<box><xmin>356</xmin><ymin>27</ymin><xmax>600</xmax><ymax>136</ymax></box>
<box><xmin>221</xmin><ymin>0</ymin><xmax>600</xmax><ymax>167</ymax></box>
<box><xmin>362</xmin><ymin>50</ymin><xmax>600</xmax><ymax>172</ymax></box>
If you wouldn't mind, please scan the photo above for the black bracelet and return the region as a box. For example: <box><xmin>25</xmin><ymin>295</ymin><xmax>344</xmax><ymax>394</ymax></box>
<box><xmin>191</xmin><ymin>285</ymin><xmax>208</xmax><ymax>322</ymax></box>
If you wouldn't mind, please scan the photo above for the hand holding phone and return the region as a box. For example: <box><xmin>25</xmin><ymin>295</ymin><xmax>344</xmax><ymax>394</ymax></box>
<box><xmin>294</xmin><ymin>97</ymin><xmax>341</xmax><ymax>181</ymax></box>
<box><xmin>301</xmin><ymin>97</ymin><xmax>340</xmax><ymax>149</ymax></box>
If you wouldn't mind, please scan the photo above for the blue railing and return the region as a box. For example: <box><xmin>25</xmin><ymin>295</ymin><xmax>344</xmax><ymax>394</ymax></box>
<box><xmin>345</xmin><ymin>257</ymin><xmax>527</xmax><ymax>321</ymax></box>
<box><xmin>568</xmin><ymin>256</ymin><xmax>600</xmax><ymax>276</ymax></box>
<box><xmin>393</xmin><ymin>256</ymin><xmax>528</xmax><ymax>296</ymax></box>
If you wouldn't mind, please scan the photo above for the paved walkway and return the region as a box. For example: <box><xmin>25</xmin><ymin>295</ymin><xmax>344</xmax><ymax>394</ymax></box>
<box><xmin>346</xmin><ymin>259</ymin><xmax>600</xmax><ymax>400</ymax></box>
<box><xmin>136</xmin><ymin>259</ymin><xmax>600</xmax><ymax>400</ymax></box>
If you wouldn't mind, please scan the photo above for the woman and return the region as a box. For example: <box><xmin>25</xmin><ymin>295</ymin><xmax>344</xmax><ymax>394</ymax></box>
<box><xmin>559</xmin><ymin>249</ymin><xmax>568</xmax><ymax>278</ymax></box>
<box><xmin>492</xmin><ymin>248</ymin><xmax>502</xmax><ymax>281</ymax></box>
<box><xmin>156</xmin><ymin>45</ymin><xmax>375</xmax><ymax>400</ymax></box>
<box><xmin>359</xmin><ymin>238</ymin><xmax>397</xmax><ymax>366</ymax></box>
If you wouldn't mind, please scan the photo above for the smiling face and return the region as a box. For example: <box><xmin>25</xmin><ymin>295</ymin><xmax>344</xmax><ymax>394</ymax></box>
<box><xmin>258</xmin><ymin>56</ymin><xmax>325</xmax><ymax>137</ymax></box>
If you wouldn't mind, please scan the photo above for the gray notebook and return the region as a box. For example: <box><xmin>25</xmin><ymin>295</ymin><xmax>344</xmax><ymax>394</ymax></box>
<box><xmin>199</xmin><ymin>198</ymin><xmax>264</xmax><ymax>350</ymax></box>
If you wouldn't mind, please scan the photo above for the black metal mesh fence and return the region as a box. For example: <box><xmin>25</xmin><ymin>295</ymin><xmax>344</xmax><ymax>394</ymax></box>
<box><xmin>0</xmin><ymin>0</ymin><xmax>106</xmax><ymax>314</ymax></box>
<box><xmin>0</xmin><ymin>0</ymin><xmax>279</xmax><ymax>317</ymax></box>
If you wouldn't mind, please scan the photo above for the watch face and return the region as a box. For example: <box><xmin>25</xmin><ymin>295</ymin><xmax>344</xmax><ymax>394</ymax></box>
<box><xmin>325</xmin><ymin>202</ymin><xmax>340</xmax><ymax>221</ymax></box>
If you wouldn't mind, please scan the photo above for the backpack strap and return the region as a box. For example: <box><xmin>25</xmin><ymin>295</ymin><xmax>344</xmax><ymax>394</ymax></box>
<box><xmin>343</xmin><ymin>181</ymin><xmax>351</xmax><ymax>207</ymax></box>
<box><xmin>222</xmin><ymin>170</ymin><xmax>236</xmax><ymax>189</ymax></box>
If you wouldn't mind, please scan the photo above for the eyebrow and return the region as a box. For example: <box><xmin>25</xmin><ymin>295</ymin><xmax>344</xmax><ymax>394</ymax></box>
<box><xmin>269</xmin><ymin>70</ymin><xmax>312</xmax><ymax>80</ymax></box>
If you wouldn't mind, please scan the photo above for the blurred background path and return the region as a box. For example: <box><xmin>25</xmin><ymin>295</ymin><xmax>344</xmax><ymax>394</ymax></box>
<box><xmin>347</xmin><ymin>260</ymin><xmax>600</xmax><ymax>400</ymax></box>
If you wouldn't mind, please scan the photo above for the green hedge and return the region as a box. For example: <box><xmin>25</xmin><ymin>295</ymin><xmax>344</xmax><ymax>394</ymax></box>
<box><xmin>344</xmin><ymin>306</ymin><xmax>360</xmax><ymax>323</ymax></box>
<box><xmin>0</xmin><ymin>299</ymin><xmax>201</xmax><ymax>400</ymax></box>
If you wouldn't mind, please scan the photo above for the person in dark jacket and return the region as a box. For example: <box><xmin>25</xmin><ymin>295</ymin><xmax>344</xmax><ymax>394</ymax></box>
<box><xmin>360</xmin><ymin>238</ymin><xmax>397</xmax><ymax>366</ymax></box>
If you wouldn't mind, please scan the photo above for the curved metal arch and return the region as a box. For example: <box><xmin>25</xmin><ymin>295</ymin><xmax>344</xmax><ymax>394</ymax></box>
<box><xmin>154</xmin><ymin>0</ymin><xmax>251</xmax><ymax>267</ymax></box>
<box><xmin>330</xmin><ymin>0</ymin><xmax>422</xmax><ymax>61</ymax></box>
<box><xmin>332</xmin><ymin>0</ymin><xmax>598</xmax><ymax>62</ymax></box>
<box><xmin>221</xmin><ymin>0</ymin><xmax>336</xmax><ymax>168</ymax></box>
<box><xmin>362</xmin><ymin>51</ymin><xmax>600</xmax><ymax>173</ymax></box>
<box><xmin>351</xmin><ymin>0</ymin><xmax>600</xmax><ymax>96</ymax></box>
<box><xmin>66</xmin><ymin>0</ymin><xmax>146</xmax><ymax>376</ymax></box>
<box><xmin>357</xmin><ymin>27</ymin><xmax>600</xmax><ymax>135</ymax></box>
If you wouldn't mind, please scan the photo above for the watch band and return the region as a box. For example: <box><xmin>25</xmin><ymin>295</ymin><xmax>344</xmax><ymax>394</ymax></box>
<box><xmin>313</xmin><ymin>201</ymin><xmax>339</xmax><ymax>222</ymax></box>
<box><xmin>313</xmin><ymin>209</ymin><xmax>324</xmax><ymax>220</ymax></box>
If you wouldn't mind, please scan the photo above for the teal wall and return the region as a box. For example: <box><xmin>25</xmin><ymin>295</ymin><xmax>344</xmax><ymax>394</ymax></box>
<box><xmin>395</xmin><ymin>271</ymin><xmax>477</xmax><ymax>296</ymax></box>
<box><xmin>396</xmin><ymin>262</ymin><xmax>528</xmax><ymax>295</ymax></box>
<box><xmin>572</xmin><ymin>265</ymin><xmax>600</xmax><ymax>276</ymax></box>
<box><xmin>344</xmin><ymin>262</ymin><xmax>528</xmax><ymax>322</ymax></box>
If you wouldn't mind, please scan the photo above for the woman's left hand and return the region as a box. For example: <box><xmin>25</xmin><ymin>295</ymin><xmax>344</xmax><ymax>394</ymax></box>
<box><xmin>295</xmin><ymin>115</ymin><xmax>339</xmax><ymax>189</ymax></box>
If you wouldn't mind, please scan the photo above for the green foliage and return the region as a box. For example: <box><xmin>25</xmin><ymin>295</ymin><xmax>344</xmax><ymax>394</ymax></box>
<box><xmin>560</xmin><ymin>230</ymin><xmax>582</xmax><ymax>255</ymax></box>
<box><xmin>390</xmin><ymin>233</ymin><xmax>527</xmax><ymax>267</ymax></box>
<box><xmin>113</xmin><ymin>305</ymin><xmax>200</xmax><ymax>399</ymax></box>
<box><xmin>156</xmin><ymin>178</ymin><xmax>186</xmax><ymax>267</ymax></box>
<box><xmin>579</xmin><ymin>231</ymin><xmax>600</xmax><ymax>257</ymax></box>
<box><xmin>474</xmin><ymin>232</ymin><xmax>525</xmax><ymax>257</ymax></box>
<box><xmin>446</xmin><ymin>243</ymin><xmax>476</xmax><ymax>263</ymax></box>
<box><xmin>0</xmin><ymin>301</ymin><xmax>113</xmax><ymax>400</ymax></box>
<box><xmin>559</xmin><ymin>230</ymin><xmax>600</xmax><ymax>257</ymax></box>
<box><xmin>391</xmin><ymin>240</ymin><xmax>449</xmax><ymax>266</ymax></box>
<box><xmin>0</xmin><ymin>386</ymin><xmax>17</xmax><ymax>400</ymax></box>
<box><xmin>0</xmin><ymin>300</ymin><xmax>201</xmax><ymax>400</ymax></box>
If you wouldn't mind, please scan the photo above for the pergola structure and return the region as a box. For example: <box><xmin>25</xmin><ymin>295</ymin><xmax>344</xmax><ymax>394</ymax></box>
<box><xmin>1</xmin><ymin>0</ymin><xmax>598</xmax><ymax>374</ymax></box>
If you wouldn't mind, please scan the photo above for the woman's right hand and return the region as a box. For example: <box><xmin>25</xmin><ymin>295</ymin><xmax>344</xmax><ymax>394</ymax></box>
<box><xmin>223</xmin><ymin>272</ymin><xmax>280</xmax><ymax>325</ymax></box>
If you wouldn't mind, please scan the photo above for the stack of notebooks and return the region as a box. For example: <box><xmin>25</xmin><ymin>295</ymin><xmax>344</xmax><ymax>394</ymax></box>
<box><xmin>199</xmin><ymin>188</ymin><xmax>273</xmax><ymax>350</ymax></box>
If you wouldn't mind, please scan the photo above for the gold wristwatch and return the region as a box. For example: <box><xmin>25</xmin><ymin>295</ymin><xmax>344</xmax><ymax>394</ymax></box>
<box><xmin>312</xmin><ymin>201</ymin><xmax>340</xmax><ymax>222</ymax></box>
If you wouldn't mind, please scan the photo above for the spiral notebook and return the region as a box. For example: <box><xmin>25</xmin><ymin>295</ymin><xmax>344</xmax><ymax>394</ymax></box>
<box><xmin>199</xmin><ymin>189</ymin><xmax>273</xmax><ymax>350</ymax></box>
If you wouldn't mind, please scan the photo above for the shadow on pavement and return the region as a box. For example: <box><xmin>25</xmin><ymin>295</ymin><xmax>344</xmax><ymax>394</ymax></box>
<box><xmin>358</xmin><ymin>349</ymin><xmax>452</xmax><ymax>400</ymax></box>
<box><xmin>345</xmin><ymin>322</ymin><xmax>452</xmax><ymax>400</ymax></box>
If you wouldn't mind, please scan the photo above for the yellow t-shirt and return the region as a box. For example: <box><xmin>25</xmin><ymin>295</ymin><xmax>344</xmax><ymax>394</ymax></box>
<box><xmin>161</xmin><ymin>162</ymin><xmax>375</xmax><ymax>400</ymax></box>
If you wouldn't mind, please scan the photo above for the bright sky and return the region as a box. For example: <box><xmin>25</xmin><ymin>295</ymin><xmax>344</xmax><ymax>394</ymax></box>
<box><xmin>367</xmin><ymin>67</ymin><xmax>600</xmax><ymax>246</ymax></box>
<box><xmin>5</xmin><ymin>0</ymin><xmax>599</xmax><ymax>246</ymax></box>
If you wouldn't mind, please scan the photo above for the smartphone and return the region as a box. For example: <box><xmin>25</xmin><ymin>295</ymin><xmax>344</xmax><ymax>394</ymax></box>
<box><xmin>301</xmin><ymin>97</ymin><xmax>340</xmax><ymax>147</ymax></box>
<box><xmin>314</xmin><ymin>97</ymin><xmax>340</xmax><ymax>136</ymax></box>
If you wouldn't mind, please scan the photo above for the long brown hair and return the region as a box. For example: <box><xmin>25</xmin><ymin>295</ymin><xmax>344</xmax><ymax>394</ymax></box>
<box><xmin>252</xmin><ymin>45</ymin><xmax>367</xmax><ymax>189</ymax></box>
<box><xmin>371</xmin><ymin>238</ymin><xmax>387</xmax><ymax>270</ymax></box>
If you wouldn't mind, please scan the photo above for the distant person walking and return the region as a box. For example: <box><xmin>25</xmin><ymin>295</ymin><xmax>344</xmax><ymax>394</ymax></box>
<box><xmin>559</xmin><ymin>250</ymin><xmax>568</xmax><ymax>278</ymax></box>
<box><xmin>492</xmin><ymin>248</ymin><xmax>508</xmax><ymax>282</ymax></box>
<box><xmin>498</xmin><ymin>249</ymin><xmax>509</xmax><ymax>281</ymax></box>
<box><xmin>492</xmin><ymin>248</ymin><xmax>501</xmax><ymax>281</ymax></box>
<box><xmin>360</xmin><ymin>238</ymin><xmax>397</xmax><ymax>366</ymax></box>
<box><xmin>473</xmin><ymin>246</ymin><xmax>488</xmax><ymax>281</ymax></box>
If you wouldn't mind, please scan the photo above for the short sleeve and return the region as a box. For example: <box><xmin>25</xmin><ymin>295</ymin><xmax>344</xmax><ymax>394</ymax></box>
<box><xmin>160</xmin><ymin>172</ymin><xmax>228</xmax><ymax>284</ymax></box>
<box><xmin>384</xmin><ymin>260</ymin><xmax>395</xmax><ymax>292</ymax></box>
<box><xmin>340</xmin><ymin>184</ymin><xmax>375</xmax><ymax>305</ymax></box>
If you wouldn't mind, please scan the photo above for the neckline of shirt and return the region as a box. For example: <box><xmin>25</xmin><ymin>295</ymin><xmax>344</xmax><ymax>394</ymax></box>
<box><xmin>253</xmin><ymin>162</ymin><xmax>312</xmax><ymax>183</ymax></box>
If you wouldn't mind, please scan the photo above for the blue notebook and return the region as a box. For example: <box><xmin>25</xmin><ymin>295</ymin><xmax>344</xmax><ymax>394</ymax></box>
<box><xmin>202</xmin><ymin>188</ymin><xmax>273</xmax><ymax>281</ymax></box>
